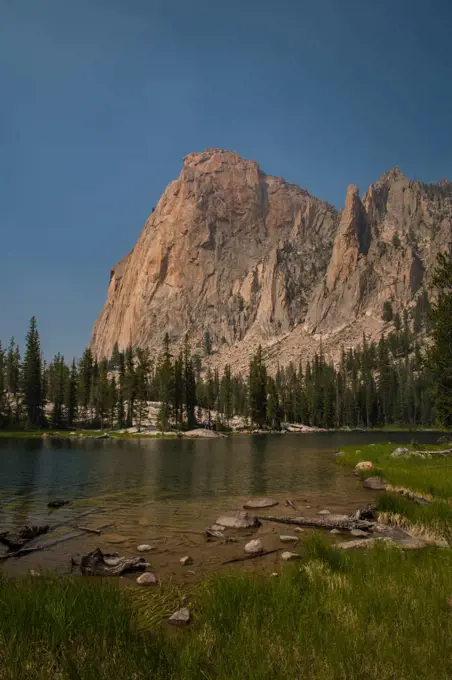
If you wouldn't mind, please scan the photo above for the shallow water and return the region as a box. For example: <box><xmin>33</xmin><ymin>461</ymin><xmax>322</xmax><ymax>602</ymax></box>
<box><xmin>0</xmin><ymin>431</ymin><xmax>440</xmax><ymax>580</ymax></box>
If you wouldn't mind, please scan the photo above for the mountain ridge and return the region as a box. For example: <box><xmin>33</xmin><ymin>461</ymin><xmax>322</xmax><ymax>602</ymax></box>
<box><xmin>91</xmin><ymin>149</ymin><xmax>452</xmax><ymax>370</ymax></box>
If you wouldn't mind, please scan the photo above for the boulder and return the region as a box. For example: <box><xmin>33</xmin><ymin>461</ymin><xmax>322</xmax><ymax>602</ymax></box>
<box><xmin>280</xmin><ymin>535</ymin><xmax>299</xmax><ymax>543</ymax></box>
<box><xmin>363</xmin><ymin>476</ymin><xmax>386</xmax><ymax>491</ymax></box>
<box><xmin>354</xmin><ymin>461</ymin><xmax>374</xmax><ymax>472</ymax></box>
<box><xmin>215</xmin><ymin>511</ymin><xmax>260</xmax><ymax>529</ymax></box>
<box><xmin>244</xmin><ymin>539</ymin><xmax>263</xmax><ymax>554</ymax></box>
<box><xmin>391</xmin><ymin>447</ymin><xmax>410</xmax><ymax>458</ymax></box>
<box><xmin>136</xmin><ymin>572</ymin><xmax>158</xmax><ymax>586</ymax></box>
<box><xmin>184</xmin><ymin>429</ymin><xmax>225</xmax><ymax>439</ymax></box>
<box><xmin>281</xmin><ymin>551</ymin><xmax>301</xmax><ymax>561</ymax></box>
<box><xmin>168</xmin><ymin>608</ymin><xmax>191</xmax><ymax>626</ymax></box>
<box><xmin>243</xmin><ymin>498</ymin><xmax>279</xmax><ymax>509</ymax></box>
<box><xmin>350</xmin><ymin>529</ymin><xmax>369</xmax><ymax>537</ymax></box>
<box><xmin>137</xmin><ymin>544</ymin><xmax>153</xmax><ymax>552</ymax></box>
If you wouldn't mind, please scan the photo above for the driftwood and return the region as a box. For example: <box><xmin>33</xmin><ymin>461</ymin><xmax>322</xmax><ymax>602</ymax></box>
<box><xmin>48</xmin><ymin>500</ymin><xmax>72</xmax><ymax>509</ymax></box>
<box><xmin>0</xmin><ymin>545</ymin><xmax>45</xmax><ymax>561</ymax></box>
<box><xmin>258</xmin><ymin>515</ymin><xmax>375</xmax><ymax>531</ymax></box>
<box><xmin>76</xmin><ymin>525</ymin><xmax>102</xmax><ymax>535</ymax></box>
<box><xmin>80</xmin><ymin>548</ymin><xmax>149</xmax><ymax>576</ymax></box>
<box><xmin>0</xmin><ymin>525</ymin><xmax>49</xmax><ymax>552</ymax></box>
<box><xmin>222</xmin><ymin>549</ymin><xmax>279</xmax><ymax>565</ymax></box>
<box><xmin>285</xmin><ymin>499</ymin><xmax>297</xmax><ymax>510</ymax></box>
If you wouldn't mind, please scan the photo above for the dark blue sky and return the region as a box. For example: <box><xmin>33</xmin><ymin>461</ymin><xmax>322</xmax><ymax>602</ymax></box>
<box><xmin>1</xmin><ymin>0</ymin><xmax>451</xmax><ymax>360</ymax></box>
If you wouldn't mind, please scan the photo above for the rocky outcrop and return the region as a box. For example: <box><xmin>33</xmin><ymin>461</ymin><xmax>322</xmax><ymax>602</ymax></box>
<box><xmin>91</xmin><ymin>149</ymin><xmax>337</xmax><ymax>359</ymax></box>
<box><xmin>91</xmin><ymin>150</ymin><xmax>452</xmax><ymax>369</ymax></box>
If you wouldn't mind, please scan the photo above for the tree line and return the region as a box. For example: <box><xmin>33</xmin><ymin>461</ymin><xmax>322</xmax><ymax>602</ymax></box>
<box><xmin>0</xmin><ymin>255</ymin><xmax>451</xmax><ymax>431</ymax></box>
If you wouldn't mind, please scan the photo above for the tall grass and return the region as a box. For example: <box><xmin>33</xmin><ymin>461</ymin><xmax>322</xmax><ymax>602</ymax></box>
<box><xmin>2</xmin><ymin>537</ymin><xmax>452</xmax><ymax>679</ymax></box>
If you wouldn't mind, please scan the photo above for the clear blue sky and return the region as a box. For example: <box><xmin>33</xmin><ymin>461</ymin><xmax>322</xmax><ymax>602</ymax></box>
<box><xmin>1</xmin><ymin>0</ymin><xmax>451</xmax><ymax>361</ymax></box>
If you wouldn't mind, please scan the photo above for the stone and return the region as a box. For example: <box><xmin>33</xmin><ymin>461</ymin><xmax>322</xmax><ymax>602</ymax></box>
<box><xmin>180</xmin><ymin>555</ymin><xmax>193</xmax><ymax>566</ymax></box>
<box><xmin>317</xmin><ymin>509</ymin><xmax>331</xmax><ymax>515</ymax></box>
<box><xmin>354</xmin><ymin>461</ymin><xmax>374</xmax><ymax>472</ymax></box>
<box><xmin>136</xmin><ymin>572</ymin><xmax>158</xmax><ymax>586</ymax></box>
<box><xmin>103</xmin><ymin>534</ymin><xmax>128</xmax><ymax>544</ymax></box>
<box><xmin>330</xmin><ymin>529</ymin><xmax>341</xmax><ymax>535</ymax></box>
<box><xmin>243</xmin><ymin>498</ymin><xmax>279</xmax><ymax>509</ymax></box>
<box><xmin>137</xmin><ymin>544</ymin><xmax>153</xmax><ymax>552</ymax></box>
<box><xmin>168</xmin><ymin>608</ymin><xmax>191</xmax><ymax>626</ymax></box>
<box><xmin>281</xmin><ymin>551</ymin><xmax>301</xmax><ymax>561</ymax></box>
<box><xmin>210</xmin><ymin>524</ymin><xmax>226</xmax><ymax>531</ymax></box>
<box><xmin>391</xmin><ymin>447</ymin><xmax>410</xmax><ymax>458</ymax></box>
<box><xmin>271</xmin><ymin>572</ymin><xmax>279</xmax><ymax>578</ymax></box>
<box><xmin>295</xmin><ymin>527</ymin><xmax>304</xmax><ymax>533</ymax></box>
<box><xmin>305</xmin><ymin>505</ymin><xmax>312</xmax><ymax>509</ymax></box>
<box><xmin>29</xmin><ymin>569</ymin><xmax>41</xmax><ymax>577</ymax></box>
<box><xmin>244</xmin><ymin>539</ymin><xmax>263</xmax><ymax>554</ymax></box>
<box><xmin>362</xmin><ymin>476</ymin><xmax>386</xmax><ymax>491</ymax></box>
<box><xmin>184</xmin><ymin>429</ymin><xmax>225</xmax><ymax>439</ymax></box>
<box><xmin>338</xmin><ymin>538</ymin><xmax>395</xmax><ymax>550</ymax></box>
<box><xmin>215</xmin><ymin>511</ymin><xmax>260</xmax><ymax>529</ymax></box>
<box><xmin>279</xmin><ymin>535</ymin><xmax>299</xmax><ymax>543</ymax></box>
<box><xmin>350</xmin><ymin>529</ymin><xmax>369</xmax><ymax>537</ymax></box>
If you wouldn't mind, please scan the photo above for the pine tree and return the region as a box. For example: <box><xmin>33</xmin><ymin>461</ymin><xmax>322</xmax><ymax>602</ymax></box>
<box><xmin>203</xmin><ymin>331</ymin><xmax>212</xmax><ymax>356</ymax></box>
<box><xmin>183</xmin><ymin>336</ymin><xmax>197</xmax><ymax>429</ymax></box>
<box><xmin>124</xmin><ymin>346</ymin><xmax>137</xmax><ymax>427</ymax></box>
<box><xmin>248</xmin><ymin>345</ymin><xmax>267</xmax><ymax>427</ymax></box>
<box><xmin>157</xmin><ymin>333</ymin><xmax>174</xmax><ymax>430</ymax></box>
<box><xmin>50</xmin><ymin>354</ymin><xmax>67</xmax><ymax>429</ymax></box>
<box><xmin>219</xmin><ymin>364</ymin><xmax>233</xmax><ymax>425</ymax></box>
<box><xmin>66</xmin><ymin>359</ymin><xmax>78</xmax><ymax>428</ymax></box>
<box><xmin>429</xmin><ymin>252</ymin><xmax>452</xmax><ymax>427</ymax></box>
<box><xmin>78</xmin><ymin>348</ymin><xmax>93</xmax><ymax>423</ymax></box>
<box><xmin>117</xmin><ymin>351</ymin><xmax>126</xmax><ymax>429</ymax></box>
<box><xmin>22</xmin><ymin>317</ymin><xmax>43</xmax><ymax>427</ymax></box>
<box><xmin>135</xmin><ymin>348</ymin><xmax>150</xmax><ymax>431</ymax></box>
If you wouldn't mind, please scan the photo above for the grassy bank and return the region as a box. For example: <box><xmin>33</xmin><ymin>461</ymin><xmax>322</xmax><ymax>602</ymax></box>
<box><xmin>1</xmin><ymin>535</ymin><xmax>452</xmax><ymax>679</ymax></box>
<box><xmin>337</xmin><ymin>441</ymin><xmax>452</xmax><ymax>541</ymax></box>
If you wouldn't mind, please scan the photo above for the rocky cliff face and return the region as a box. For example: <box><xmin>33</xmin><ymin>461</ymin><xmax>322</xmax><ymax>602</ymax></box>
<box><xmin>91</xmin><ymin>150</ymin><xmax>452</xmax><ymax>368</ymax></box>
<box><xmin>91</xmin><ymin>149</ymin><xmax>338</xmax><ymax>358</ymax></box>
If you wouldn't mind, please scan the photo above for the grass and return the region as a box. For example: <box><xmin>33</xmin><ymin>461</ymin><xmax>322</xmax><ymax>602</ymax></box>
<box><xmin>337</xmin><ymin>441</ymin><xmax>452</xmax><ymax>542</ymax></box>
<box><xmin>1</xmin><ymin>536</ymin><xmax>452</xmax><ymax>679</ymax></box>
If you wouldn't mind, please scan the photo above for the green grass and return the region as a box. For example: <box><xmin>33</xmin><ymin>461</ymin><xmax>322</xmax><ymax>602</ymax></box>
<box><xmin>1</xmin><ymin>536</ymin><xmax>452</xmax><ymax>679</ymax></box>
<box><xmin>337</xmin><ymin>442</ymin><xmax>452</xmax><ymax>500</ymax></box>
<box><xmin>337</xmin><ymin>442</ymin><xmax>452</xmax><ymax>541</ymax></box>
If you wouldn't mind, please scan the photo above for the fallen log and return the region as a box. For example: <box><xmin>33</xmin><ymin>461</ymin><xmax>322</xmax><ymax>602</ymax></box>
<box><xmin>222</xmin><ymin>549</ymin><xmax>279</xmax><ymax>565</ymax></box>
<box><xmin>80</xmin><ymin>548</ymin><xmax>149</xmax><ymax>576</ymax></box>
<box><xmin>0</xmin><ymin>545</ymin><xmax>45</xmax><ymax>560</ymax></box>
<box><xmin>258</xmin><ymin>515</ymin><xmax>375</xmax><ymax>531</ymax></box>
<box><xmin>0</xmin><ymin>525</ymin><xmax>49</xmax><ymax>552</ymax></box>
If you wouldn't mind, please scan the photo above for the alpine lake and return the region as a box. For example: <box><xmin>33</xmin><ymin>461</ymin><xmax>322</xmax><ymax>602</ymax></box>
<box><xmin>0</xmin><ymin>431</ymin><xmax>441</xmax><ymax>582</ymax></box>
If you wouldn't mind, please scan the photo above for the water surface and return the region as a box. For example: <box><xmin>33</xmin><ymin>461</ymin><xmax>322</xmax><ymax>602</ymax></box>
<box><xmin>0</xmin><ymin>431</ymin><xmax>439</xmax><ymax>579</ymax></box>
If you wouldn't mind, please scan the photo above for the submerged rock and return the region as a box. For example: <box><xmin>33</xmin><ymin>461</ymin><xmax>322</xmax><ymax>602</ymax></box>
<box><xmin>350</xmin><ymin>529</ymin><xmax>369</xmax><ymax>537</ymax></box>
<box><xmin>338</xmin><ymin>538</ymin><xmax>395</xmax><ymax>550</ymax></box>
<box><xmin>280</xmin><ymin>535</ymin><xmax>299</xmax><ymax>543</ymax></box>
<box><xmin>180</xmin><ymin>555</ymin><xmax>193</xmax><ymax>566</ymax></box>
<box><xmin>136</xmin><ymin>572</ymin><xmax>158</xmax><ymax>586</ymax></box>
<box><xmin>216</xmin><ymin>511</ymin><xmax>260</xmax><ymax>529</ymax></box>
<box><xmin>243</xmin><ymin>498</ymin><xmax>279</xmax><ymax>509</ymax></box>
<box><xmin>330</xmin><ymin>529</ymin><xmax>341</xmax><ymax>535</ymax></box>
<box><xmin>317</xmin><ymin>509</ymin><xmax>331</xmax><ymax>516</ymax></box>
<box><xmin>363</xmin><ymin>476</ymin><xmax>386</xmax><ymax>491</ymax></box>
<box><xmin>137</xmin><ymin>544</ymin><xmax>153</xmax><ymax>552</ymax></box>
<box><xmin>168</xmin><ymin>608</ymin><xmax>191</xmax><ymax>626</ymax></box>
<box><xmin>281</xmin><ymin>551</ymin><xmax>301</xmax><ymax>561</ymax></box>
<box><xmin>244</xmin><ymin>539</ymin><xmax>263</xmax><ymax>554</ymax></box>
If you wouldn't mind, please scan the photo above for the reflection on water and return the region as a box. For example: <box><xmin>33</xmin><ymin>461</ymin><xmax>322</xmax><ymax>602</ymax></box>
<box><xmin>0</xmin><ymin>431</ymin><xmax>440</xmax><ymax>577</ymax></box>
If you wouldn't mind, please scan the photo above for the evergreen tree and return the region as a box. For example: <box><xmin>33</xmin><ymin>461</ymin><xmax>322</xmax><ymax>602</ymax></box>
<box><xmin>66</xmin><ymin>359</ymin><xmax>78</xmax><ymax>428</ymax></box>
<box><xmin>50</xmin><ymin>354</ymin><xmax>67</xmax><ymax>429</ymax></box>
<box><xmin>429</xmin><ymin>252</ymin><xmax>452</xmax><ymax>427</ymax></box>
<box><xmin>157</xmin><ymin>333</ymin><xmax>174</xmax><ymax>430</ymax></box>
<box><xmin>22</xmin><ymin>317</ymin><xmax>43</xmax><ymax>427</ymax></box>
<box><xmin>183</xmin><ymin>336</ymin><xmax>197</xmax><ymax>429</ymax></box>
<box><xmin>248</xmin><ymin>345</ymin><xmax>267</xmax><ymax>427</ymax></box>
<box><xmin>78</xmin><ymin>348</ymin><xmax>94</xmax><ymax>423</ymax></box>
<box><xmin>203</xmin><ymin>330</ymin><xmax>212</xmax><ymax>356</ymax></box>
<box><xmin>219</xmin><ymin>364</ymin><xmax>233</xmax><ymax>425</ymax></box>
<box><xmin>135</xmin><ymin>348</ymin><xmax>150</xmax><ymax>431</ymax></box>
